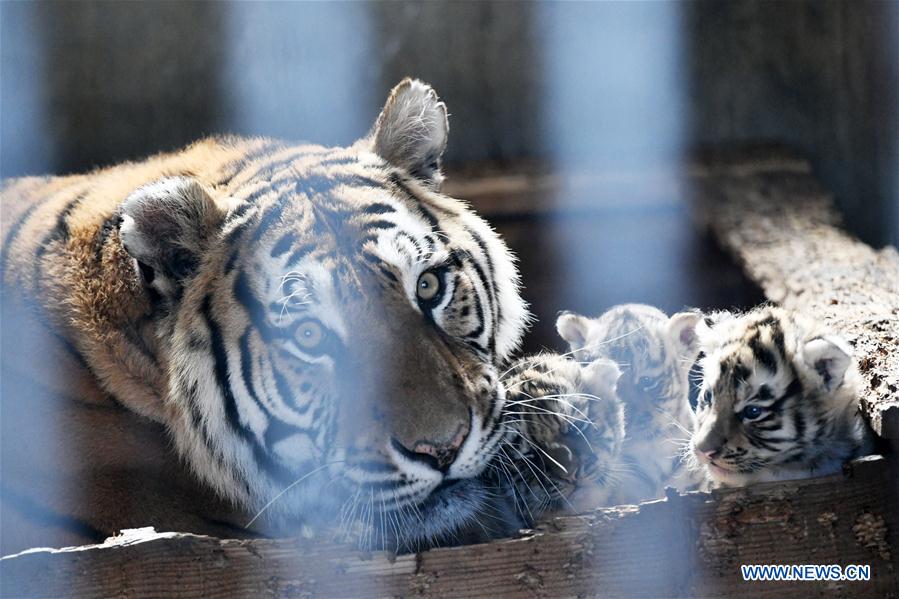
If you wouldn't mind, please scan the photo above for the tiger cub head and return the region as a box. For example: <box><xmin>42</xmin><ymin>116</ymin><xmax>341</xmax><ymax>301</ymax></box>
<box><xmin>556</xmin><ymin>304</ymin><xmax>701</xmax><ymax>439</ymax></box>
<box><xmin>499</xmin><ymin>354</ymin><xmax>625</xmax><ymax>519</ymax></box>
<box><xmin>688</xmin><ymin>306</ymin><xmax>873</xmax><ymax>487</ymax></box>
<box><xmin>117</xmin><ymin>79</ymin><xmax>529</xmax><ymax>548</ymax></box>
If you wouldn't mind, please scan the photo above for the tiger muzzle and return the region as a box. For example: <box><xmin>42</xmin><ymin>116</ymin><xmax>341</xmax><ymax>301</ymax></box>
<box><xmin>337</xmin><ymin>301</ymin><xmax>482</xmax><ymax>476</ymax></box>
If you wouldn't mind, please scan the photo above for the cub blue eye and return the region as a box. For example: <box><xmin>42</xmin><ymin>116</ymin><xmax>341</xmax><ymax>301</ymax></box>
<box><xmin>742</xmin><ymin>405</ymin><xmax>763</xmax><ymax>420</ymax></box>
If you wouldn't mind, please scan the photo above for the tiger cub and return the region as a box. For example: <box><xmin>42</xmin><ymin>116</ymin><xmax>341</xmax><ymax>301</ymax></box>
<box><xmin>688</xmin><ymin>306</ymin><xmax>876</xmax><ymax>487</ymax></box>
<box><xmin>494</xmin><ymin>353</ymin><xmax>626</xmax><ymax>523</ymax></box>
<box><xmin>556</xmin><ymin>304</ymin><xmax>706</xmax><ymax>504</ymax></box>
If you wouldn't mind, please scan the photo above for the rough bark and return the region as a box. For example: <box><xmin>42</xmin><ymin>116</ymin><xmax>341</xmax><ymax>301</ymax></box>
<box><xmin>690</xmin><ymin>145</ymin><xmax>899</xmax><ymax>439</ymax></box>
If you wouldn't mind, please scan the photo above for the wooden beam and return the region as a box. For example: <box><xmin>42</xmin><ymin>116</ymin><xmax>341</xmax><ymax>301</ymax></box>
<box><xmin>2</xmin><ymin>456</ymin><xmax>895</xmax><ymax>597</ymax></box>
<box><xmin>691</xmin><ymin>145</ymin><xmax>899</xmax><ymax>439</ymax></box>
<box><xmin>442</xmin><ymin>166</ymin><xmax>686</xmax><ymax>218</ymax></box>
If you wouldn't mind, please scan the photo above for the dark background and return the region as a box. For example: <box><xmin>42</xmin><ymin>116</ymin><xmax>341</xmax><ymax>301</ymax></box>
<box><xmin>2</xmin><ymin>0</ymin><xmax>897</xmax><ymax>351</ymax></box>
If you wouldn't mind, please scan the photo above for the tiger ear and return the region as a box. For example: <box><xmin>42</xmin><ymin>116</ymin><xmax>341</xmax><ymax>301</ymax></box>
<box><xmin>119</xmin><ymin>177</ymin><xmax>226</xmax><ymax>299</ymax></box>
<box><xmin>371</xmin><ymin>78</ymin><xmax>448</xmax><ymax>188</ymax></box>
<box><xmin>801</xmin><ymin>336</ymin><xmax>852</xmax><ymax>392</ymax></box>
<box><xmin>697</xmin><ymin>310</ymin><xmax>734</xmax><ymax>335</ymax></box>
<box><xmin>556</xmin><ymin>311</ymin><xmax>591</xmax><ymax>352</ymax></box>
<box><xmin>668</xmin><ymin>311</ymin><xmax>702</xmax><ymax>359</ymax></box>
<box><xmin>581</xmin><ymin>358</ymin><xmax>622</xmax><ymax>400</ymax></box>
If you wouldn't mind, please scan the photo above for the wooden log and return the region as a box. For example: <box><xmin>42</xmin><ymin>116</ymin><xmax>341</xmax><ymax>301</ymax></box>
<box><xmin>2</xmin><ymin>456</ymin><xmax>895</xmax><ymax>597</ymax></box>
<box><xmin>690</xmin><ymin>145</ymin><xmax>899</xmax><ymax>440</ymax></box>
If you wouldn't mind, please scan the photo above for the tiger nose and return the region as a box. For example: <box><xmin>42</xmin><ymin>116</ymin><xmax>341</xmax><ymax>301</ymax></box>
<box><xmin>698</xmin><ymin>448</ymin><xmax>720</xmax><ymax>460</ymax></box>
<box><xmin>694</xmin><ymin>441</ymin><xmax>723</xmax><ymax>462</ymax></box>
<box><xmin>392</xmin><ymin>426</ymin><xmax>469</xmax><ymax>473</ymax></box>
<box><xmin>695</xmin><ymin>430</ymin><xmax>725</xmax><ymax>460</ymax></box>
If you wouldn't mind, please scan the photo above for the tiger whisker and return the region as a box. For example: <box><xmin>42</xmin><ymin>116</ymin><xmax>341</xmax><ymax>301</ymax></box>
<box><xmin>506</xmin><ymin>430</ymin><xmax>603</xmax><ymax>520</ymax></box>
<box><xmin>505</xmin><ymin>391</ymin><xmax>606</xmax><ymax>406</ymax></box>
<box><xmin>653</xmin><ymin>407</ymin><xmax>694</xmax><ymax>438</ymax></box>
<box><xmin>245</xmin><ymin>460</ymin><xmax>344</xmax><ymax>528</ymax></box>
<box><xmin>498</xmin><ymin>326</ymin><xmax>643</xmax><ymax>384</ymax></box>
<box><xmin>503</xmin><ymin>426</ymin><xmax>570</xmax><ymax>474</ymax></box>
<box><xmin>506</xmin><ymin>403</ymin><xmax>600</xmax><ymax>455</ymax></box>
<box><xmin>497</xmin><ymin>446</ymin><xmax>537</xmax><ymax>523</ymax></box>
<box><xmin>502</xmin><ymin>409</ymin><xmax>594</xmax><ymax>430</ymax></box>
<box><xmin>493</xmin><ymin>453</ymin><xmax>532</xmax><ymax>523</ymax></box>
<box><xmin>510</xmin><ymin>389</ymin><xmax>599</xmax><ymax>418</ymax></box>
<box><xmin>504</xmin><ymin>438</ymin><xmax>566</xmax><ymax>504</ymax></box>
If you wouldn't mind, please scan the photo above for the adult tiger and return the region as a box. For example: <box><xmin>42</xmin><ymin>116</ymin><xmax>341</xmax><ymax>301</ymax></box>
<box><xmin>1</xmin><ymin>80</ymin><xmax>611</xmax><ymax>554</ymax></box>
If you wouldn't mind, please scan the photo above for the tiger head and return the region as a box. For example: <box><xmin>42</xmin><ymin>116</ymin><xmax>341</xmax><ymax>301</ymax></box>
<box><xmin>117</xmin><ymin>79</ymin><xmax>529</xmax><ymax>547</ymax></box>
<box><xmin>688</xmin><ymin>306</ymin><xmax>868</xmax><ymax>487</ymax></box>
<box><xmin>556</xmin><ymin>304</ymin><xmax>701</xmax><ymax>438</ymax></box>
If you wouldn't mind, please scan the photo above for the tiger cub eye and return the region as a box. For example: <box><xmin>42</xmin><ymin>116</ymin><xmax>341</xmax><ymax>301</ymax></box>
<box><xmin>741</xmin><ymin>404</ymin><xmax>764</xmax><ymax>420</ymax></box>
<box><xmin>296</xmin><ymin>320</ymin><xmax>324</xmax><ymax>349</ymax></box>
<box><xmin>417</xmin><ymin>270</ymin><xmax>441</xmax><ymax>302</ymax></box>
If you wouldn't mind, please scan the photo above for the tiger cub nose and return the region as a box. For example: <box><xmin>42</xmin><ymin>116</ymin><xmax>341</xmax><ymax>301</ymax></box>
<box><xmin>392</xmin><ymin>426</ymin><xmax>469</xmax><ymax>473</ymax></box>
<box><xmin>695</xmin><ymin>447</ymin><xmax>720</xmax><ymax>462</ymax></box>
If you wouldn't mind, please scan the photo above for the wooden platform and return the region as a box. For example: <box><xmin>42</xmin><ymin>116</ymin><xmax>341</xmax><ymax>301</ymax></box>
<box><xmin>2</xmin><ymin>456</ymin><xmax>895</xmax><ymax>597</ymax></box>
<box><xmin>2</xmin><ymin>146</ymin><xmax>897</xmax><ymax>597</ymax></box>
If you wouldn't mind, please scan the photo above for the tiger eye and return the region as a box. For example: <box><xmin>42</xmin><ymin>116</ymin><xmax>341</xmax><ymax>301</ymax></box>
<box><xmin>742</xmin><ymin>404</ymin><xmax>763</xmax><ymax>420</ymax></box>
<box><xmin>295</xmin><ymin>320</ymin><xmax>324</xmax><ymax>349</ymax></box>
<box><xmin>416</xmin><ymin>270</ymin><xmax>441</xmax><ymax>302</ymax></box>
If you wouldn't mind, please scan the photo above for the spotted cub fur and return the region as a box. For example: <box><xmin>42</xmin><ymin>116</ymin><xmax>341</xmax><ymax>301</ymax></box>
<box><xmin>689</xmin><ymin>306</ymin><xmax>876</xmax><ymax>487</ymax></box>
<box><xmin>557</xmin><ymin>304</ymin><xmax>706</xmax><ymax>503</ymax></box>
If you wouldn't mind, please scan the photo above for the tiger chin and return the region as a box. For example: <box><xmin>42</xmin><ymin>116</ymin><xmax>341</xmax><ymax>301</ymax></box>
<box><xmin>686</xmin><ymin>306</ymin><xmax>876</xmax><ymax>488</ymax></box>
<box><xmin>0</xmin><ymin>79</ymin><xmax>584</xmax><ymax>551</ymax></box>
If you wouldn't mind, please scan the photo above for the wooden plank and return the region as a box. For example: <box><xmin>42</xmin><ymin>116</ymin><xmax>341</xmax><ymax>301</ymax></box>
<box><xmin>2</xmin><ymin>456</ymin><xmax>895</xmax><ymax>597</ymax></box>
<box><xmin>691</xmin><ymin>146</ymin><xmax>899</xmax><ymax>439</ymax></box>
<box><xmin>442</xmin><ymin>145</ymin><xmax>812</xmax><ymax>219</ymax></box>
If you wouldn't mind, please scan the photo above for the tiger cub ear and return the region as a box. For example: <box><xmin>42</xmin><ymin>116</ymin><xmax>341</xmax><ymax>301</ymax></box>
<box><xmin>556</xmin><ymin>311</ymin><xmax>591</xmax><ymax>353</ymax></box>
<box><xmin>119</xmin><ymin>177</ymin><xmax>226</xmax><ymax>299</ymax></box>
<box><xmin>581</xmin><ymin>358</ymin><xmax>622</xmax><ymax>401</ymax></box>
<box><xmin>800</xmin><ymin>336</ymin><xmax>852</xmax><ymax>392</ymax></box>
<box><xmin>371</xmin><ymin>78</ymin><xmax>449</xmax><ymax>187</ymax></box>
<box><xmin>668</xmin><ymin>311</ymin><xmax>702</xmax><ymax>359</ymax></box>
